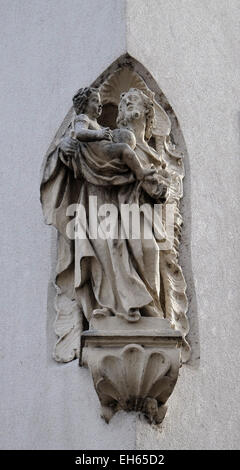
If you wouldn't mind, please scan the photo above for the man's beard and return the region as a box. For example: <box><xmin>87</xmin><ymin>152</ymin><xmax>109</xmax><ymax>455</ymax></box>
<box><xmin>123</xmin><ymin>107</ymin><xmax>144</xmax><ymax>124</ymax></box>
<box><xmin>116</xmin><ymin>104</ymin><xmax>146</xmax><ymax>130</ymax></box>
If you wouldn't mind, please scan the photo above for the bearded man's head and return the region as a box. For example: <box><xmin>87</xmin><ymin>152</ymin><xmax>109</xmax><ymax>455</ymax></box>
<box><xmin>116</xmin><ymin>88</ymin><xmax>155</xmax><ymax>141</ymax></box>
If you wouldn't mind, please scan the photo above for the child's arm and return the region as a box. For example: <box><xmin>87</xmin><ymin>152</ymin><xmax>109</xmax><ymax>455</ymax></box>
<box><xmin>74</xmin><ymin>115</ymin><xmax>112</xmax><ymax>142</ymax></box>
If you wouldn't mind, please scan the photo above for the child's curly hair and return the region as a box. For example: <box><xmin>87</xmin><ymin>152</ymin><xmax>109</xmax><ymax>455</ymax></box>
<box><xmin>72</xmin><ymin>87</ymin><xmax>99</xmax><ymax>115</ymax></box>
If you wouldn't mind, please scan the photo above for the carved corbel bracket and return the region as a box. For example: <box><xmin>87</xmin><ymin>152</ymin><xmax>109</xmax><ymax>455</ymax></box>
<box><xmin>80</xmin><ymin>318</ymin><xmax>182</xmax><ymax>424</ymax></box>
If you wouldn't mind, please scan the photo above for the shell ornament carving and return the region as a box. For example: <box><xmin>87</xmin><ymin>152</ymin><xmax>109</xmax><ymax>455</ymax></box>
<box><xmin>99</xmin><ymin>66</ymin><xmax>171</xmax><ymax>137</ymax></box>
<box><xmin>94</xmin><ymin>344</ymin><xmax>178</xmax><ymax>424</ymax></box>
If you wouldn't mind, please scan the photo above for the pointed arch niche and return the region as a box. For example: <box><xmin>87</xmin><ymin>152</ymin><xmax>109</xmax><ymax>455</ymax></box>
<box><xmin>41</xmin><ymin>53</ymin><xmax>199</xmax><ymax>425</ymax></box>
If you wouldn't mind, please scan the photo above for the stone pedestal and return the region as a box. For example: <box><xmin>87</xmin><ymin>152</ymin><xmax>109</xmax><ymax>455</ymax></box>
<box><xmin>80</xmin><ymin>318</ymin><xmax>182</xmax><ymax>424</ymax></box>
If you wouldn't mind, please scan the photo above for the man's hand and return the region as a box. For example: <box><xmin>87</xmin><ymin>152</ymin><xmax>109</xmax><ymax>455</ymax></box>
<box><xmin>59</xmin><ymin>136</ymin><xmax>78</xmax><ymax>157</ymax></box>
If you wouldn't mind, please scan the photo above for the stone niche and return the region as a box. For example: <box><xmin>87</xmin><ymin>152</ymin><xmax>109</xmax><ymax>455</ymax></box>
<box><xmin>41</xmin><ymin>54</ymin><xmax>190</xmax><ymax>425</ymax></box>
<box><xmin>80</xmin><ymin>317</ymin><xmax>182</xmax><ymax>424</ymax></box>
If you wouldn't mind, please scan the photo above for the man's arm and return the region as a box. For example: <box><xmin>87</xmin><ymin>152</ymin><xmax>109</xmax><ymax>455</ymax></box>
<box><xmin>59</xmin><ymin>135</ymin><xmax>78</xmax><ymax>158</ymax></box>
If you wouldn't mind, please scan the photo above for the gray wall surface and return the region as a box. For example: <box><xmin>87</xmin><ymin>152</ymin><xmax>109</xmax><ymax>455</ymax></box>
<box><xmin>1</xmin><ymin>0</ymin><xmax>240</xmax><ymax>449</ymax></box>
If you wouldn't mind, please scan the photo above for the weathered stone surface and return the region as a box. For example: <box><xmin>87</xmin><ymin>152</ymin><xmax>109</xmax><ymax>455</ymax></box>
<box><xmin>81</xmin><ymin>318</ymin><xmax>181</xmax><ymax>424</ymax></box>
<box><xmin>1</xmin><ymin>0</ymin><xmax>240</xmax><ymax>450</ymax></box>
<box><xmin>41</xmin><ymin>64</ymin><xmax>189</xmax><ymax>367</ymax></box>
<box><xmin>40</xmin><ymin>61</ymin><xmax>189</xmax><ymax>423</ymax></box>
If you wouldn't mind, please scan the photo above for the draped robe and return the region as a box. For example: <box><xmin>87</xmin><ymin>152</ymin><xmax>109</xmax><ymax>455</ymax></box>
<box><xmin>40</xmin><ymin>134</ymin><xmax>165</xmax><ymax>324</ymax></box>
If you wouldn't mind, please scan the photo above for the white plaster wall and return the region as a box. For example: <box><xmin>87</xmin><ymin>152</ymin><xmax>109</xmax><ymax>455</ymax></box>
<box><xmin>126</xmin><ymin>0</ymin><xmax>240</xmax><ymax>450</ymax></box>
<box><xmin>1</xmin><ymin>0</ymin><xmax>240</xmax><ymax>450</ymax></box>
<box><xmin>0</xmin><ymin>0</ymin><xmax>136</xmax><ymax>450</ymax></box>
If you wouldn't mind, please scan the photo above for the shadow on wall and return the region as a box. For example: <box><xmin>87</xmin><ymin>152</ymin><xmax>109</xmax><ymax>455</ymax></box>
<box><xmin>43</xmin><ymin>53</ymin><xmax>200</xmax><ymax>369</ymax></box>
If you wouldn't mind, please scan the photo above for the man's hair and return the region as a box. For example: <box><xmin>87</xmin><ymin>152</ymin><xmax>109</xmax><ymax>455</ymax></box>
<box><xmin>72</xmin><ymin>87</ymin><xmax>99</xmax><ymax>115</ymax></box>
<box><xmin>116</xmin><ymin>88</ymin><xmax>155</xmax><ymax>141</ymax></box>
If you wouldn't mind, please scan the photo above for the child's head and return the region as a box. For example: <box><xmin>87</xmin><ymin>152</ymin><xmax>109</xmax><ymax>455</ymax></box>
<box><xmin>72</xmin><ymin>87</ymin><xmax>102</xmax><ymax>118</ymax></box>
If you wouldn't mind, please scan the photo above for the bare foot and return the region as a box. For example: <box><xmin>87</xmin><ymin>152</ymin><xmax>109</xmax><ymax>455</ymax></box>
<box><xmin>92</xmin><ymin>307</ymin><xmax>111</xmax><ymax>318</ymax></box>
<box><xmin>116</xmin><ymin>310</ymin><xmax>141</xmax><ymax>322</ymax></box>
<box><xmin>127</xmin><ymin>310</ymin><xmax>141</xmax><ymax>322</ymax></box>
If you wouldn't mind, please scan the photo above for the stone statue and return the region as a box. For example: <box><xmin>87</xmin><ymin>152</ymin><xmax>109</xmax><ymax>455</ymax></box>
<box><xmin>41</xmin><ymin>85</ymin><xmax>171</xmax><ymax>330</ymax></box>
<box><xmin>71</xmin><ymin>87</ymin><xmax>156</xmax><ymax>183</ymax></box>
<box><xmin>41</xmin><ymin>64</ymin><xmax>189</xmax><ymax>424</ymax></box>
